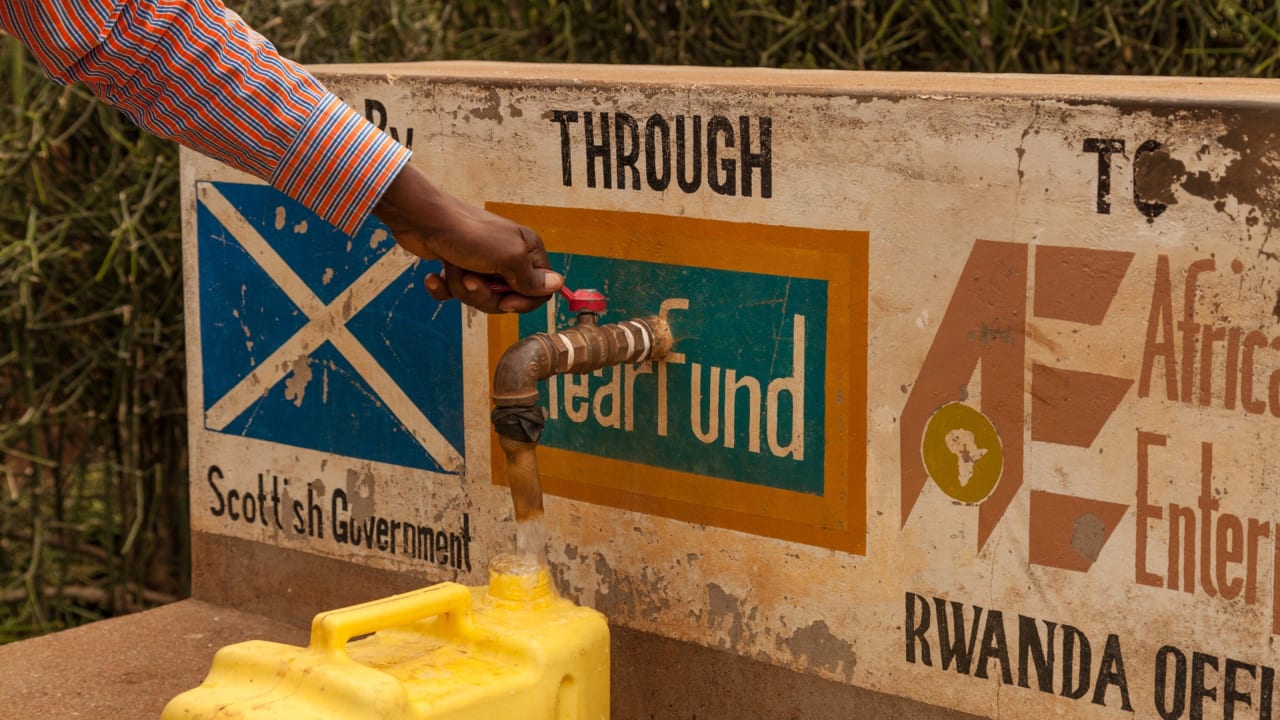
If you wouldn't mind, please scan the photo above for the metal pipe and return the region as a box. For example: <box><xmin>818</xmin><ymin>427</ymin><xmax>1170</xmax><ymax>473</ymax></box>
<box><xmin>492</xmin><ymin>313</ymin><xmax>673</xmax><ymax>416</ymax></box>
<box><xmin>491</xmin><ymin>312</ymin><xmax>673</xmax><ymax>555</ymax></box>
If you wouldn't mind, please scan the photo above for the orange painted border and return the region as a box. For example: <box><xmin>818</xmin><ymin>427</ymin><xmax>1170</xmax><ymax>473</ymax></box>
<box><xmin>487</xmin><ymin>203</ymin><xmax>868</xmax><ymax>554</ymax></box>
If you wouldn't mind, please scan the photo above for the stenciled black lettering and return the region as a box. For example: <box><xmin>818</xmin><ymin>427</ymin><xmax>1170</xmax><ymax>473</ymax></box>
<box><xmin>417</xmin><ymin>525</ymin><xmax>435</xmax><ymax>562</ymax></box>
<box><xmin>553</xmin><ymin>110</ymin><xmax>773</xmax><ymax>199</ymax></box>
<box><xmin>397</xmin><ymin>127</ymin><xmax>414</xmax><ymax>151</ymax></box>
<box><xmin>240</xmin><ymin>487</ymin><xmax>256</xmax><ymax>524</ymax></box>
<box><xmin>207</xmin><ymin>465</ymin><xmax>226</xmax><ymax>517</ymax></box>
<box><xmin>376</xmin><ymin>517</ymin><xmax>390</xmax><ymax>552</ymax></box>
<box><xmin>331</xmin><ymin>487</ymin><xmax>348</xmax><ymax>543</ymax></box>
<box><xmin>1192</xmin><ymin>652</ymin><xmax>1219</xmax><ymax>720</ymax></box>
<box><xmin>1262</xmin><ymin>665</ymin><xmax>1275</xmax><ymax>720</ymax></box>
<box><xmin>739</xmin><ymin>115</ymin><xmax>771</xmax><ymax>198</ymax></box>
<box><xmin>364</xmin><ymin>99</ymin><xmax>413</xmax><ymax>150</ymax></box>
<box><xmin>615</xmin><ymin>112</ymin><xmax>640</xmax><ymax>190</ymax></box>
<box><xmin>365</xmin><ymin>98</ymin><xmax>388</xmax><ymax>130</ymax></box>
<box><xmin>1083</xmin><ymin>138</ymin><xmax>1125</xmax><ymax>214</ymax></box>
<box><xmin>584</xmin><ymin>112</ymin><xmax>612</xmax><ymax>189</ymax></box>
<box><xmin>255</xmin><ymin>474</ymin><xmax>270</xmax><ymax>528</ymax></box>
<box><xmin>307</xmin><ymin>484</ymin><xmax>323</xmax><ymax>539</ymax></box>
<box><xmin>1018</xmin><ymin>615</ymin><xmax>1056</xmax><ymax>693</ymax></box>
<box><xmin>1224</xmin><ymin>658</ymin><xmax>1256</xmax><ymax>720</ymax></box>
<box><xmin>906</xmin><ymin>591</ymin><xmax>936</xmax><ymax>666</ymax></box>
<box><xmin>1061</xmin><ymin>625</ymin><xmax>1092</xmax><ymax>700</ymax></box>
<box><xmin>676</xmin><ymin>115</ymin><xmax>702</xmax><ymax>193</ymax></box>
<box><xmin>398</xmin><ymin>521</ymin><xmax>414</xmax><ymax>558</ymax></box>
<box><xmin>435</xmin><ymin>530</ymin><xmax>450</xmax><ymax>566</ymax></box>
<box><xmin>1091</xmin><ymin>634</ymin><xmax>1132</xmax><ymax>711</ymax></box>
<box><xmin>276</xmin><ymin>482</ymin><xmax>472</xmax><ymax>567</ymax></box>
<box><xmin>644</xmin><ymin>114</ymin><xmax>671</xmax><ymax>191</ymax></box>
<box><xmin>461</xmin><ymin>513</ymin><xmax>473</xmax><ymax>572</ymax></box>
<box><xmin>934</xmin><ymin>597</ymin><xmax>981</xmax><ymax>675</ymax></box>
<box><xmin>905</xmin><ymin>592</ymin><xmax>933</xmax><ymax>665</ymax></box>
<box><xmin>707</xmin><ymin>115</ymin><xmax>736</xmax><ymax>196</ymax></box>
<box><xmin>450</xmin><ymin>532</ymin><xmax>464</xmax><ymax>570</ymax></box>
<box><xmin>974</xmin><ymin>609</ymin><xmax>1012</xmax><ymax>684</ymax></box>
<box><xmin>904</xmin><ymin>595</ymin><xmax>1138</xmax><ymax>710</ymax></box>
<box><xmin>270</xmin><ymin>475</ymin><xmax>285</xmax><ymax>530</ymax></box>
<box><xmin>551</xmin><ymin>110</ymin><xmax>579</xmax><ymax>186</ymax></box>
<box><xmin>1156</xmin><ymin>645</ymin><xmax>1188</xmax><ymax>720</ymax></box>
<box><xmin>226</xmin><ymin>489</ymin><xmax>241</xmax><ymax>522</ymax></box>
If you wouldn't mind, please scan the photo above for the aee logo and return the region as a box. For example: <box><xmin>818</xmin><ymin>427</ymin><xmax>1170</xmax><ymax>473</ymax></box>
<box><xmin>901</xmin><ymin>241</ymin><xmax>1135</xmax><ymax>557</ymax></box>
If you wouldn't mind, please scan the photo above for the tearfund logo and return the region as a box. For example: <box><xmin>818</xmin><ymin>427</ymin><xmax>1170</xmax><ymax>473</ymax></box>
<box><xmin>901</xmin><ymin>241</ymin><xmax>1135</xmax><ymax>554</ymax></box>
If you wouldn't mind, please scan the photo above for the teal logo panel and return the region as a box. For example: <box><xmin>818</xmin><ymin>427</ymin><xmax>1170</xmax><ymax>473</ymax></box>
<box><xmin>197</xmin><ymin>182</ymin><xmax>463</xmax><ymax>473</ymax></box>
<box><xmin>519</xmin><ymin>255</ymin><xmax>827</xmax><ymax>494</ymax></box>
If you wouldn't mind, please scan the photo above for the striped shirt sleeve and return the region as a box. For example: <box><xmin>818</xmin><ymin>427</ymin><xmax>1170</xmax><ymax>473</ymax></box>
<box><xmin>0</xmin><ymin>0</ymin><xmax>409</xmax><ymax>236</ymax></box>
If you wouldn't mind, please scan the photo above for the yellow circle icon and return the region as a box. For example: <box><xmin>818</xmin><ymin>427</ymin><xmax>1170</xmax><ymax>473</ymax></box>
<box><xmin>921</xmin><ymin>402</ymin><xmax>1003</xmax><ymax>504</ymax></box>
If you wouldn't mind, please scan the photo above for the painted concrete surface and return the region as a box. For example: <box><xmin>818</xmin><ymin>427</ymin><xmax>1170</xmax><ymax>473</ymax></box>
<box><xmin>181</xmin><ymin>62</ymin><xmax>1280</xmax><ymax>718</ymax></box>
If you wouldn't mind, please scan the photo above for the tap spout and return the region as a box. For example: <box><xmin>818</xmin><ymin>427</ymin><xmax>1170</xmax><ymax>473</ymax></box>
<box><xmin>491</xmin><ymin>314</ymin><xmax>673</xmax><ymax>440</ymax></box>
<box><xmin>491</xmin><ymin>312</ymin><xmax>672</xmax><ymax>562</ymax></box>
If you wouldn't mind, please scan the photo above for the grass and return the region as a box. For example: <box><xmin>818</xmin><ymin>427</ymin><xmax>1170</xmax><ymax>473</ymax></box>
<box><xmin>4</xmin><ymin>0</ymin><xmax>1280</xmax><ymax>642</ymax></box>
<box><xmin>1</xmin><ymin>35</ymin><xmax>187</xmax><ymax>639</ymax></box>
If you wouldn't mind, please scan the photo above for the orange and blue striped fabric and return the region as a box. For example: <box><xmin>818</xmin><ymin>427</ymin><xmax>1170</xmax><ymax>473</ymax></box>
<box><xmin>0</xmin><ymin>0</ymin><xmax>409</xmax><ymax>235</ymax></box>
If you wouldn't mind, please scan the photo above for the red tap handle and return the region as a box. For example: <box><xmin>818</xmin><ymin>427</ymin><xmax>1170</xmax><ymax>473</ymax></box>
<box><xmin>560</xmin><ymin>286</ymin><xmax>607</xmax><ymax>313</ymax></box>
<box><xmin>484</xmin><ymin>276</ymin><xmax>607</xmax><ymax>314</ymax></box>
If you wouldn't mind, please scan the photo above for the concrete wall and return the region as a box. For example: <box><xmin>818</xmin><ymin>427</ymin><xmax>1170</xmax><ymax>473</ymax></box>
<box><xmin>181</xmin><ymin>63</ymin><xmax>1280</xmax><ymax>718</ymax></box>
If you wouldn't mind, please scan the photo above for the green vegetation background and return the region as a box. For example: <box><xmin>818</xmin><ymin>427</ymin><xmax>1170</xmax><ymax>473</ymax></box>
<box><xmin>2</xmin><ymin>0</ymin><xmax>1278</xmax><ymax>642</ymax></box>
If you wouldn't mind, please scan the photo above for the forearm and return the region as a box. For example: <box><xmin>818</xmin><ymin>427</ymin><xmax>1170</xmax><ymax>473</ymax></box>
<box><xmin>1</xmin><ymin>0</ymin><xmax>408</xmax><ymax>235</ymax></box>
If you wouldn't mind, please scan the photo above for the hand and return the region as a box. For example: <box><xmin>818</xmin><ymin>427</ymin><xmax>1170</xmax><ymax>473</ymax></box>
<box><xmin>371</xmin><ymin>163</ymin><xmax>563</xmax><ymax>313</ymax></box>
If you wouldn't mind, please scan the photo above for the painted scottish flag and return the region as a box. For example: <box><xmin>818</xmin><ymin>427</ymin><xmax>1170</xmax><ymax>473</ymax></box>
<box><xmin>196</xmin><ymin>181</ymin><xmax>463</xmax><ymax>474</ymax></box>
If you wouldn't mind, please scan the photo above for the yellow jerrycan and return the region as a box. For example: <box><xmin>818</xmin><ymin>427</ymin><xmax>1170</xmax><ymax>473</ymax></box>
<box><xmin>162</xmin><ymin>558</ymin><xmax>609</xmax><ymax>719</ymax></box>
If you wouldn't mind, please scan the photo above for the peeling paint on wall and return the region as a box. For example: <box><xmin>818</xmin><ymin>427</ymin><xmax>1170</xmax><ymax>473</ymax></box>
<box><xmin>184</xmin><ymin>66</ymin><xmax>1280</xmax><ymax>718</ymax></box>
<box><xmin>283</xmin><ymin>355</ymin><xmax>312</xmax><ymax>406</ymax></box>
<box><xmin>782</xmin><ymin>619</ymin><xmax>857</xmax><ymax>682</ymax></box>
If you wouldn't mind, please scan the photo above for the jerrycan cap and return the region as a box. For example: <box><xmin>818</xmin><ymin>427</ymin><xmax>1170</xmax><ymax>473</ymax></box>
<box><xmin>487</xmin><ymin>554</ymin><xmax>553</xmax><ymax>602</ymax></box>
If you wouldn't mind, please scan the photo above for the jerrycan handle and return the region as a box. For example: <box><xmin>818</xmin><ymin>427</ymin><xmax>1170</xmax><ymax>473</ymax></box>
<box><xmin>309</xmin><ymin>582</ymin><xmax>474</xmax><ymax>654</ymax></box>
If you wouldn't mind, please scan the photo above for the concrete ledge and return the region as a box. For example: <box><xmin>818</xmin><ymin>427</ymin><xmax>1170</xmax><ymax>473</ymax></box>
<box><xmin>0</xmin><ymin>600</ymin><xmax>307</xmax><ymax>720</ymax></box>
<box><xmin>0</xmin><ymin>596</ymin><xmax>977</xmax><ymax>719</ymax></box>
